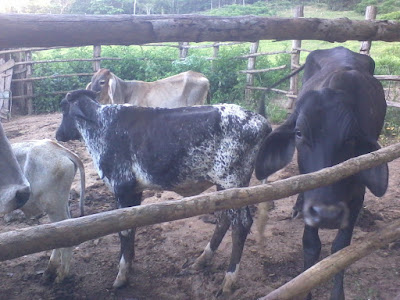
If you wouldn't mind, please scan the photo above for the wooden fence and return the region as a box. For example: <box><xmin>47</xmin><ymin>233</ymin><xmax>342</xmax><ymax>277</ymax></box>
<box><xmin>1</xmin><ymin>7</ymin><xmax>400</xmax><ymax>299</ymax></box>
<box><xmin>1</xmin><ymin>138</ymin><xmax>400</xmax><ymax>299</ymax></box>
<box><xmin>1</xmin><ymin>5</ymin><xmax>400</xmax><ymax>115</ymax></box>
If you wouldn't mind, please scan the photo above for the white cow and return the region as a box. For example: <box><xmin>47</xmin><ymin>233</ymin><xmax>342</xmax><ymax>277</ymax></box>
<box><xmin>86</xmin><ymin>69</ymin><xmax>210</xmax><ymax>107</ymax></box>
<box><xmin>11</xmin><ymin>139</ymin><xmax>85</xmax><ymax>283</ymax></box>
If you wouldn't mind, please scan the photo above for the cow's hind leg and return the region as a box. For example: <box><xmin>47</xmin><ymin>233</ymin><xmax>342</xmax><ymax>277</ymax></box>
<box><xmin>113</xmin><ymin>190</ymin><xmax>142</xmax><ymax>289</ymax></box>
<box><xmin>191</xmin><ymin>210</ymin><xmax>231</xmax><ymax>269</ymax></box>
<box><xmin>218</xmin><ymin>206</ymin><xmax>253</xmax><ymax>296</ymax></box>
<box><xmin>42</xmin><ymin>186</ymin><xmax>73</xmax><ymax>283</ymax></box>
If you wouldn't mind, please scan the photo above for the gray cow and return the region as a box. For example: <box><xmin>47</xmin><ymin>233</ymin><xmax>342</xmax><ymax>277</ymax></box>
<box><xmin>0</xmin><ymin>122</ymin><xmax>30</xmax><ymax>213</ymax></box>
<box><xmin>11</xmin><ymin>139</ymin><xmax>85</xmax><ymax>283</ymax></box>
<box><xmin>86</xmin><ymin>69</ymin><xmax>210</xmax><ymax>107</ymax></box>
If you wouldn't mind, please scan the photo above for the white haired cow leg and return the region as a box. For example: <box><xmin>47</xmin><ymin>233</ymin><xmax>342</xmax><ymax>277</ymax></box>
<box><xmin>192</xmin><ymin>211</ymin><xmax>231</xmax><ymax>270</ymax></box>
<box><xmin>218</xmin><ymin>207</ymin><xmax>253</xmax><ymax>296</ymax></box>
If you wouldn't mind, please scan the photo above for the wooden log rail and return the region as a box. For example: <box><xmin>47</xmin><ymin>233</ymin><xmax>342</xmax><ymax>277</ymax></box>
<box><xmin>260</xmin><ymin>217</ymin><xmax>400</xmax><ymax>300</ymax></box>
<box><xmin>1</xmin><ymin>142</ymin><xmax>400</xmax><ymax>262</ymax></box>
<box><xmin>1</xmin><ymin>14</ymin><xmax>400</xmax><ymax>48</ymax></box>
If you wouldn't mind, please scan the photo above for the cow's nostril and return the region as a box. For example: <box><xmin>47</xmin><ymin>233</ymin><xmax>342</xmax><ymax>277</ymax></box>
<box><xmin>15</xmin><ymin>186</ymin><xmax>31</xmax><ymax>209</ymax></box>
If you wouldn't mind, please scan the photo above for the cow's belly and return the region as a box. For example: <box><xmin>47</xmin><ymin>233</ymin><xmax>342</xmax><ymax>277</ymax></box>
<box><xmin>172</xmin><ymin>180</ymin><xmax>214</xmax><ymax>197</ymax></box>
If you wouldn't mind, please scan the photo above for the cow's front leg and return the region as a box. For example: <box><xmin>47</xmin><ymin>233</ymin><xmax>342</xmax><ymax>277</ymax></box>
<box><xmin>113</xmin><ymin>188</ymin><xmax>142</xmax><ymax>289</ymax></box>
<box><xmin>192</xmin><ymin>210</ymin><xmax>230</xmax><ymax>270</ymax></box>
<box><xmin>303</xmin><ymin>225</ymin><xmax>321</xmax><ymax>300</ymax></box>
<box><xmin>330</xmin><ymin>197</ymin><xmax>363</xmax><ymax>300</ymax></box>
<box><xmin>218</xmin><ymin>206</ymin><xmax>253</xmax><ymax>297</ymax></box>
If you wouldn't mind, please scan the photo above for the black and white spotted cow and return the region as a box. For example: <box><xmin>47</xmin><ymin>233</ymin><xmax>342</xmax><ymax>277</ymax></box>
<box><xmin>0</xmin><ymin>122</ymin><xmax>30</xmax><ymax>214</ymax></box>
<box><xmin>55</xmin><ymin>89</ymin><xmax>272</xmax><ymax>295</ymax></box>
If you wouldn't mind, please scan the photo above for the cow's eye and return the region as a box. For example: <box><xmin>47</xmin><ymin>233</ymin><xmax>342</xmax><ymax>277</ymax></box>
<box><xmin>100</xmin><ymin>80</ymin><xmax>105</xmax><ymax>85</ymax></box>
<box><xmin>295</xmin><ymin>129</ymin><xmax>302</xmax><ymax>138</ymax></box>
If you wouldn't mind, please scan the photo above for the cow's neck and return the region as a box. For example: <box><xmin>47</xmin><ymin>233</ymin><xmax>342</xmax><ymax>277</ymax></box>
<box><xmin>76</xmin><ymin>107</ymin><xmax>112</xmax><ymax>185</ymax></box>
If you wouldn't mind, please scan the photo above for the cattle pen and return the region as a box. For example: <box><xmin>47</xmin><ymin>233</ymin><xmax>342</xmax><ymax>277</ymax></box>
<box><xmin>1</xmin><ymin>7</ymin><xmax>400</xmax><ymax>300</ymax></box>
<box><xmin>2</xmin><ymin>6</ymin><xmax>400</xmax><ymax>115</ymax></box>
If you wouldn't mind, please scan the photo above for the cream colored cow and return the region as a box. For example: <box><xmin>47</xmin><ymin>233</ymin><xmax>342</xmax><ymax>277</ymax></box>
<box><xmin>86</xmin><ymin>69</ymin><xmax>209</xmax><ymax>107</ymax></box>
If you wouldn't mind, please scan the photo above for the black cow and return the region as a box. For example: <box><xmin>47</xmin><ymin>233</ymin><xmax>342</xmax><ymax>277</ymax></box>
<box><xmin>255</xmin><ymin>47</ymin><xmax>388</xmax><ymax>300</ymax></box>
<box><xmin>56</xmin><ymin>89</ymin><xmax>271</xmax><ymax>295</ymax></box>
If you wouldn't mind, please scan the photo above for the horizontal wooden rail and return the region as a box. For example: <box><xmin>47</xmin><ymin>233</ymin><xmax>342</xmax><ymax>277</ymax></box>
<box><xmin>240</xmin><ymin>65</ymin><xmax>287</xmax><ymax>74</ymax></box>
<box><xmin>260</xmin><ymin>218</ymin><xmax>400</xmax><ymax>300</ymax></box>
<box><xmin>12</xmin><ymin>73</ymin><xmax>93</xmax><ymax>82</ymax></box>
<box><xmin>2</xmin><ymin>14</ymin><xmax>400</xmax><ymax>48</ymax></box>
<box><xmin>0</xmin><ymin>141</ymin><xmax>399</xmax><ymax>261</ymax></box>
<box><xmin>14</xmin><ymin>57</ymin><xmax>121</xmax><ymax>66</ymax></box>
<box><xmin>239</xmin><ymin>51</ymin><xmax>294</xmax><ymax>59</ymax></box>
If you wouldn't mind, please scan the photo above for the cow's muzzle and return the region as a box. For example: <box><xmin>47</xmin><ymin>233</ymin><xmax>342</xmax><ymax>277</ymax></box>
<box><xmin>15</xmin><ymin>185</ymin><xmax>31</xmax><ymax>209</ymax></box>
<box><xmin>303</xmin><ymin>201</ymin><xmax>349</xmax><ymax>229</ymax></box>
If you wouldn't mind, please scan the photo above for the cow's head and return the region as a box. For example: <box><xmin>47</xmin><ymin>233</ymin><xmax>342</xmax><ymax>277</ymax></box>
<box><xmin>86</xmin><ymin>69</ymin><xmax>115</xmax><ymax>104</ymax></box>
<box><xmin>56</xmin><ymin>89</ymin><xmax>100</xmax><ymax>142</ymax></box>
<box><xmin>0</xmin><ymin>123</ymin><xmax>30</xmax><ymax>214</ymax></box>
<box><xmin>256</xmin><ymin>88</ymin><xmax>388</xmax><ymax>229</ymax></box>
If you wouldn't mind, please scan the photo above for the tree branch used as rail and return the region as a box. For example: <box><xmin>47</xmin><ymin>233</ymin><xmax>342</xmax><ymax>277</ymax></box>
<box><xmin>1</xmin><ymin>14</ymin><xmax>400</xmax><ymax>48</ymax></box>
<box><xmin>259</xmin><ymin>218</ymin><xmax>400</xmax><ymax>300</ymax></box>
<box><xmin>12</xmin><ymin>73</ymin><xmax>93</xmax><ymax>82</ymax></box>
<box><xmin>13</xmin><ymin>57</ymin><xmax>121</xmax><ymax>66</ymax></box>
<box><xmin>240</xmin><ymin>65</ymin><xmax>287</xmax><ymax>74</ymax></box>
<box><xmin>0</xmin><ymin>142</ymin><xmax>399</xmax><ymax>261</ymax></box>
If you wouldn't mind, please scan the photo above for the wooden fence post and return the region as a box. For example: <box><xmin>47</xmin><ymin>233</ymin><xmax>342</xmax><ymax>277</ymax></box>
<box><xmin>245</xmin><ymin>41</ymin><xmax>259</xmax><ymax>103</ymax></box>
<box><xmin>179</xmin><ymin>42</ymin><xmax>189</xmax><ymax>59</ymax></box>
<box><xmin>93</xmin><ymin>45</ymin><xmax>101</xmax><ymax>72</ymax></box>
<box><xmin>360</xmin><ymin>6</ymin><xmax>377</xmax><ymax>55</ymax></box>
<box><xmin>288</xmin><ymin>5</ymin><xmax>304</xmax><ymax>111</ymax></box>
<box><xmin>13</xmin><ymin>52</ymin><xmax>25</xmax><ymax>113</ymax></box>
<box><xmin>25</xmin><ymin>51</ymin><xmax>33</xmax><ymax>115</ymax></box>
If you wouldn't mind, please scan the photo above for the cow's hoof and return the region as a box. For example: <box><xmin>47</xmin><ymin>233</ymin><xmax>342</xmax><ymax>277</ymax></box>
<box><xmin>42</xmin><ymin>268</ymin><xmax>57</xmax><ymax>284</ymax></box>
<box><xmin>215</xmin><ymin>287</ymin><xmax>232</xmax><ymax>299</ymax></box>
<box><xmin>291</xmin><ymin>208</ymin><xmax>303</xmax><ymax>219</ymax></box>
<box><xmin>112</xmin><ymin>277</ymin><xmax>128</xmax><ymax>289</ymax></box>
<box><xmin>190</xmin><ymin>257</ymin><xmax>208</xmax><ymax>270</ymax></box>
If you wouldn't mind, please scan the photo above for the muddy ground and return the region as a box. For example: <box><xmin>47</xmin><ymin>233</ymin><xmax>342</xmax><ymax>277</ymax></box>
<box><xmin>0</xmin><ymin>113</ymin><xmax>399</xmax><ymax>300</ymax></box>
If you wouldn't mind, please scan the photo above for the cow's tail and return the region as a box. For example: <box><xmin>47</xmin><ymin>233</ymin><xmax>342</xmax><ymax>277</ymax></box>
<box><xmin>52</xmin><ymin>141</ymin><xmax>86</xmax><ymax>217</ymax></box>
<box><xmin>258</xmin><ymin>64</ymin><xmax>305</xmax><ymax>117</ymax></box>
<box><xmin>206</xmin><ymin>87</ymin><xmax>211</xmax><ymax>104</ymax></box>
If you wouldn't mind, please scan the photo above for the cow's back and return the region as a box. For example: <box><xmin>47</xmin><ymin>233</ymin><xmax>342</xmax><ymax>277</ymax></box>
<box><xmin>124</xmin><ymin>71</ymin><xmax>209</xmax><ymax>108</ymax></box>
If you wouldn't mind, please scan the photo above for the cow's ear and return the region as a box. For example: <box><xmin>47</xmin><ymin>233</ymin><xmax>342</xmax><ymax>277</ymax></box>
<box><xmin>357</xmin><ymin>138</ymin><xmax>389</xmax><ymax>197</ymax></box>
<box><xmin>70</xmin><ymin>97</ymin><xmax>98</xmax><ymax>125</ymax></box>
<box><xmin>107</xmin><ymin>74</ymin><xmax>117</xmax><ymax>104</ymax></box>
<box><xmin>255</xmin><ymin>114</ymin><xmax>296</xmax><ymax>180</ymax></box>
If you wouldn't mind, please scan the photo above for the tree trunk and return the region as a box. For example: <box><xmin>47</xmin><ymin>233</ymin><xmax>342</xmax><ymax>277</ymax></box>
<box><xmin>1</xmin><ymin>14</ymin><xmax>400</xmax><ymax>48</ymax></box>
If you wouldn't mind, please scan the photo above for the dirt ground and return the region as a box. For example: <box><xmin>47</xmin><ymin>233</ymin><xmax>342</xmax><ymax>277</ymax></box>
<box><xmin>0</xmin><ymin>112</ymin><xmax>400</xmax><ymax>300</ymax></box>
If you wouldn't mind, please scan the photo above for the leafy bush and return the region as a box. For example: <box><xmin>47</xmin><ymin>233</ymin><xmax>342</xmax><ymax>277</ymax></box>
<box><xmin>380</xmin><ymin>11</ymin><xmax>400</xmax><ymax>20</ymax></box>
<box><xmin>354</xmin><ymin>0</ymin><xmax>378</xmax><ymax>14</ymax></box>
<box><xmin>205</xmin><ymin>1</ymin><xmax>276</xmax><ymax>16</ymax></box>
<box><xmin>378</xmin><ymin>0</ymin><xmax>400</xmax><ymax>14</ymax></box>
<box><xmin>355</xmin><ymin>0</ymin><xmax>400</xmax><ymax>15</ymax></box>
